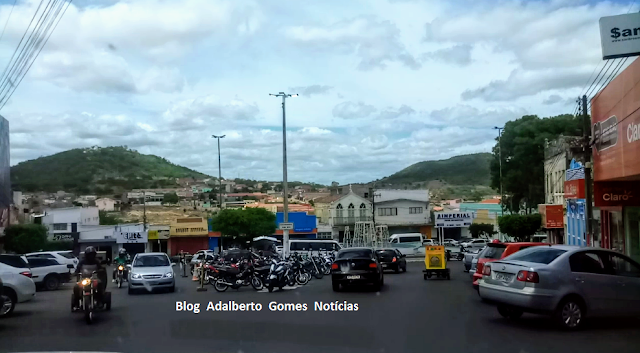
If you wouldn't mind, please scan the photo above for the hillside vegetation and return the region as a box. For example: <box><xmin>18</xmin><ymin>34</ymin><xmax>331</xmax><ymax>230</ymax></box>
<box><xmin>11</xmin><ymin>146</ymin><xmax>210</xmax><ymax>194</ymax></box>
<box><xmin>379</xmin><ymin>153</ymin><xmax>493</xmax><ymax>186</ymax></box>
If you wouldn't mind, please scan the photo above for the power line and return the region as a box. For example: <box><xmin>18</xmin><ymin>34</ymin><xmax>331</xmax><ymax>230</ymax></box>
<box><xmin>587</xmin><ymin>57</ymin><xmax>630</xmax><ymax>113</ymax></box>
<box><xmin>0</xmin><ymin>0</ymin><xmax>18</xmax><ymax>44</ymax></box>
<box><xmin>585</xmin><ymin>59</ymin><xmax>615</xmax><ymax>98</ymax></box>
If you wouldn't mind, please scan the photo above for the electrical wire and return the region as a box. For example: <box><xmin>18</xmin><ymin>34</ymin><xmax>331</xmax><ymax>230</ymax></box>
<box><xmin>0</xmin><ymin>0</ymin><xmax>18</xmax><ymax>44</ymax></box>
<box><xmin>587</xmin><ymin>57</ymin><xmax>630</xmax><ymax>113</ymax></box>
<box><xmin>585</xmin><ymin>59</ymin><xmax>615</xmax><ymax>99</ymax></box>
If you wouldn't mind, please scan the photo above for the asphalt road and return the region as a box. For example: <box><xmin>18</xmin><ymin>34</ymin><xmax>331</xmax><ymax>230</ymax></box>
<box><xmin>2</xmin><ymin>261</ymin><xmax>640</xmax><ymax>353</ymax></box>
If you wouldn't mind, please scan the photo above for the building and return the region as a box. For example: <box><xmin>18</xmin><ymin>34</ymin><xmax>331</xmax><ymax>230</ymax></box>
<box><xmin>591</xmin><ymin>56</ymin><xmax>640</xmax><ymax>261</ymax></box>
<box><xmin>544</xmin><ymin>137</ymin><xmax>581</xmax><ymax>205</ymax></box>
<box><xmin>274</xmin><ymin>212</ymin><xmax>317</xmax><ymax>240</ymax></box>
<box><xmin>36</xmin><ymin>206</ymin><xmax>100</xmax><ymax>243</ymax></box>
<box><xmin>0</xmin><ymin>116</ymin><xmax>9</xmax><ymax>244</ymax></box>
<box><xmin>564</xmin><ymin>159</ymin><xmax>587</xmax><ymax>246</ymax></box>
<box><xmin>148</xmin><ymin>224</ymin><xmax>170</xmax><ymax>253</ymax></box>
<box><xmin>78</xmin><ymin>223</ymin><xmax>146</xmax><ymax>261</ymax></box>
<box><xmin>95</xmin><ymin>197</ymin><xmax>116</xmax><ymax>212</ymax></box>
<box><xmin>373</xmin><ymin>189</ymin><xmax>432</xmax><ymax>238</ymax></box>
<box><xmin>459</xmin><ymin>200</ymin><xmax>503</xmax><ymax>240</ymax></box>
<box><xmin>330</xmin><ymin>183</ymin><xmax>372</xmax><ymax>198</ymax></box>
<box><xmin>168</xmin><ymin>217</ymin><xmax>209</xmax><ymax>255</ymax></box>
<box><xmin>315</xmin><ymin>189</ymin><xmax>372</xmax><ymax>241</ymax></box>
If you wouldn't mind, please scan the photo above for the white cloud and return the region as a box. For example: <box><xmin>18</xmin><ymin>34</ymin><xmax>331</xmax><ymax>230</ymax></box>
<box><xmin>421</xmin><ymin>44</ymin><xmax>473</xmax><ymax>66</ymax></box>
<box><xmin>289</xmin><ymin>85</ymin><xmax>333</xmax><ymax>97</ymax></box>
<box><xmin>332</xmin><ymin>101</ymin><xmax>377</xmax><ymax>119</ymax></box>
<box><xmin>161</xmin><ymin>95</ymin><xmax>261</xmax><ymax>131</ymax></box>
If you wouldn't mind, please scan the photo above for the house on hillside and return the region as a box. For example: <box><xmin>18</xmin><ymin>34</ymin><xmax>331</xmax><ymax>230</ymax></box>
<box><xmin>95</xmin><ymin>197</ymin><xmax>116</xmax><ymax>212</ymax></box>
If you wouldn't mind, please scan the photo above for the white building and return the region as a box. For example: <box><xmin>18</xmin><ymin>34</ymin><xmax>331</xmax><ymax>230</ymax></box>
<box><xmin>38</xmin><ymin>207</ymin><xmax>100</xmax><ymax>241</ymax></box>
<box><xmin>373</xmin><ymin>189</ymin><xmax>431</xmax><ymax>236</ymax></box>
<box><xmin>78</xmin><ymin>223</ymin><xmax>147</xmax><ymax>260</ymax></box>
<box><xmin>95</xmin><ymin>198</ymin><xmax>116</xmax><ymax>212</ymax></box>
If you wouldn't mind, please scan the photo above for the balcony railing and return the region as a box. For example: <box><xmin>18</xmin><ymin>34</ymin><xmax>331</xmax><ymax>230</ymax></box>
<box><xmin>333</xmin><ymin>216</ymin><xmax>372</xmax><ymax>225</ymax></box>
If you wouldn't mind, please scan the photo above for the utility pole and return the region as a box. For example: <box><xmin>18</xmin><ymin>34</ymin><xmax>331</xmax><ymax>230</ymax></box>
<box><xmin>142</xmin><ymin>191</ymin><xmax>147</xmax><ymax>231</ymax></box>
<box><xmin>212</xmin><ymin>135</ymin><xmax>225</xmax><ymax>210</ymax></box>
<box><xmin>494</xmin><ymin>126</ymin><xmax>505</xmax><ymax>217</ymax></box>
<box><xmin>582</xmin><ymin>95</ymin><xmax>594</xmax><ymax>246</ymax></box>
<box><xmin>270</xmin><ymin>91</ymin><xmax>298</xmax><ymax>258</ymax></box>
<box><xmin>369</xmin><ymin>187</ymin><xmax>380</xmax><ymax>224</ymax></box>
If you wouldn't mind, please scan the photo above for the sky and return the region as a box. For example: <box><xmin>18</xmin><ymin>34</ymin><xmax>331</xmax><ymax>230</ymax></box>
<box><xmin>0</xmin><ymin>0</ymin><xmax>636</xmax><ymax>185</ymax></box>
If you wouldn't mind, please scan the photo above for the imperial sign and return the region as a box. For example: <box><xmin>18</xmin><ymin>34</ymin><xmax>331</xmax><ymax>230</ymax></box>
<box><xmin>115</xmin><ymin>231</ymin><xmax>148</xmax><ymax>244</ymax></box>
<box><xmin>435</xmin><ymin>212</ymin><xmax>474</xmax><ymax>228</ymax></box>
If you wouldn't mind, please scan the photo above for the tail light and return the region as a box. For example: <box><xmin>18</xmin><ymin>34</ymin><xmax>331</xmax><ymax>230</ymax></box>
<box><xmin>369</xmin><ymin>263</ymin><xmax>377</xmax><ymax>268</ymax></box>
<box><xmin>392</xmin><ymin>257</ymin><xmax>397</xmax><ymax>262</ymax></box>
<box><xmin>19</xmin><ymin>271</ymin><xmax>32</xmax><ymax>278</ymax></box>
<box><xmin>517</xmin><ymin>270</ymin><xmax>539</xmax><ymax>283</ymax></box>
<box><xmin>476</xmin><ymin>263</ymin><xmax>484</xmax><ymax>274</ymax></box>
<box><xmin>482</xmin><ymin>264</ymin><xmax>491</xmax><ymax>276</ymax></box>
<box><xmin>331</xmin><ymin>263</ymin><xmax>338</xmax><ymax>270</ymax></box>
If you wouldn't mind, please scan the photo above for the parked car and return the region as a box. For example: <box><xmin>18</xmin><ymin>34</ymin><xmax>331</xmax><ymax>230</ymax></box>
<box><xmin>331</xmin><ymin>247</ymin><xmax>384</xmax><ymax>291</ymax></box>
<box><xmin>375</xmin><ymin>248</ymin><xmax>407</xmax><ymax>273</ymax></box>
<box><xmin>472</xmin><ymin>242</ymin><xmax>548</xmax><ymax>290</ymax></box>
<box><xmin>463</xmin><ymin>248</ymin><xmax>483</xmax><ymax>272</ymax></box>
<box><xmin>478</xmin><ymin>245</ymin><xmax>640</xmax><ymax>330</ymax></box>
<box><xmin>25</xmin><ymin>257</ymin><xmax>74</xmax><ymax>290</ymax></box>
<box><xmin>128</xmin><ymin>252</ymin><xmax>175</xmax><ymax>294</ymax></box>
<box><xmin>461</xmin><ymin>239</ymin><xmax>489</xmax><ymax>250</ymax></box>
<box><xmin>26</xmin><ymin>251</ymin><xmax>78</xmax><ymax>270</ymax></box>
<box><xmin>0</xmin><ymin>255</ymin><xmax>36</xmax><ymax>317</ymax></box>
<box><xmin>443</xmin><ymin>239</ymin><xmax>459</xmax><ymax>246</ymax></box>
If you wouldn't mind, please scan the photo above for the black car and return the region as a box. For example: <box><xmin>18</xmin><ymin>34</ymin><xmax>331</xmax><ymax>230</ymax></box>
<box><xmin>375</xmin><ymin>249</ymin><xmax>407</xmax><ymax>273</ymax></box>
<box><xmin>331</xmin><ymin>247</ymin><xmax>384</xmax><ymax>291</ymax></box>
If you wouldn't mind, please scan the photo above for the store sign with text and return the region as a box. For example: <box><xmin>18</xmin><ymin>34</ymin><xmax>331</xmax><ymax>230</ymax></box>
<box><xmin>115</xmin><ymin>231</ymin><xmax>148</xmax><ymax>244</ymax></box>
<box><xmin>564</xmin><ymin>179</ymin><xmax>585</xmax><ymax>199</ymax></box>
<box><xmin>538</xmin><ymin>204</ymin><xmax>564</xmax><ymax>229</ymax></box>
<box><xmin>594</xmin><ymin>181</ymin><xmax>640</xmax><ymax>207</ymax></box>
<box><xmin>600</xmin><ymin>12</ymin><xmax>640</xmax><ymax>59</ymax></box>
<box><xmin>435</xmin><ymin>212</ymin><xmax>474</xmax><ymax>228</ymax></box>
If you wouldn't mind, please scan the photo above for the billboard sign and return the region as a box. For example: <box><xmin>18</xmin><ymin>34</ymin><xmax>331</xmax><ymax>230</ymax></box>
<box><xmin>594</xmin><ymin>181</ymin><xmax>640</xmax><ymax>207</ymax></box>
<box><xmin>539</xmin><ymin>204</ymin><xmax>564</xmax><ymax>228</ymax></box>
<box><xmin>591</xmin><ymin>54</ymin><xmax>640</xmax><ymax>181</ymax></box>
<box><xmin>115</xmin><ymin>231</ymin><xmax>148</xmax><ymax>244</ymax></box>
<box><xmin>564</xmin><ymin>179</ymin><xmax>586</xmax><ymax>199</ymax></box>
<box><xmin>434</xmin><ymin>212</ymin><xmax>474</xmax><ymax>228</ymax></box>
<box><xmin>600</xmin><ymin>12</ymin><xmax>640</xmax><ymax>59</ymax></box>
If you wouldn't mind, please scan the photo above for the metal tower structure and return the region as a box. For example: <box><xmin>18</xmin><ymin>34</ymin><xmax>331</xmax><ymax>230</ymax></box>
<box><xmin>375</xmin><ymin>225</ymin><xmax>389</xmax><ymax>248</ymax></box>
<box><xmin>343</xmin><ymin>226</ymin><xmax>352</xmax><ymax>248</ymax></box>
<box><xmin>354</xmin><ymin>221</ymin><xmax>376</xmax><ymax>247</ymax></box>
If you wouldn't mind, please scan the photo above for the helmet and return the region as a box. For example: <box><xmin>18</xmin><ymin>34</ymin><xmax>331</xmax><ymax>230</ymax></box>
<box><xmin>119</xmin><ymin>248</ymin><xmax>127</xmax><ymax>256</ymax></box>
<box><xmin>84</xmin><ymin>246</ymin><xmax>97</xmax><ymax>260</ymax></box>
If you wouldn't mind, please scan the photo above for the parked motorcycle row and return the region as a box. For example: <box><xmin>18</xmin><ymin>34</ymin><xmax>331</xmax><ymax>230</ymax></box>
<box><xmin>197</xmin><ymin>251</ymin><xmax>335</xmax><ymax>293</ymax></box>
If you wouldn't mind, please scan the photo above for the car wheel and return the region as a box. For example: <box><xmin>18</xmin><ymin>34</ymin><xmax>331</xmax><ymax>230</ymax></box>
<box><xmin>44</xmin><ymin>274</ymin><xmax>60</xmax><ymax>291</ymax></box>
<box><xmin>332</xmin><ymin>281</ymin><xmax>340</xmax><ymax>292</ymax></box>
<box><xmin>1</xmin><ymin>289</ymin><xmax>16</xmax><ymax>317</ymax></box>
<box><xmin>497</xmin><ymin>304</ymin><xmax>523</xmax><ymax>320</ymax></box>
<box><xmin>555</xmin><ymin>297</ymin><xmax>585</xmax><ymax>330</ymax></box>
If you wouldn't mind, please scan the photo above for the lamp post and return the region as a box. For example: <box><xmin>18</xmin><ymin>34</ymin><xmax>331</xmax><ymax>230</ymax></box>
<box><xmin>212</xmin><ymin>135</ymin><xmax>225</xmax><ymax>210</ymax></box>
<box><xmin>269</xmin><ymin>91</ymin><xmax>298</xmax><ymax>258</ymax></box>
<box><xmin>494</xmin><ymin>126</ymin><xmax>504</xmax><ymax>241</ymax></box>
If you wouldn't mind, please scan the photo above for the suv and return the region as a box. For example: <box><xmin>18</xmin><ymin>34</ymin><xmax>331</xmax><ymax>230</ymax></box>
<box><xmin>26</xmin><ymin>251</ymin><xmax>78</xmax><ymax>270</ymax></box>
<box><xmin>461</xmin><ymin>239</ymin><xmax>489</xmax><ymax>250</ymax></box>
<box><xmin>25</xmin><ymin>257</ymin><xmax>74</xmax><ymax>290</ymax></box>
<box><xmin>0</xmin><ymin>255</ymin><xmax>36</xmax><ymax>317</ymax></box>
<box><xmin>472</xmin><ymin>241</ymin><xmax>548</xmax><ymax>290</ymax></box>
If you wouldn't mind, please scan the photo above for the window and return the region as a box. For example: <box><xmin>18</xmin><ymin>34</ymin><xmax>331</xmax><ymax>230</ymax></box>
<box><xmin>336</xmin><ymin>204</ymin><xmax>343</xmax><ymax>218</ymax></box>
<box><xmin>347</xmin><ymin>203</ymin><xmax>355</xmax><ymax>219</ymax></box>
<box><xmin>53</xmin><ymin>223</ymin><xmax>67</xmax><ymax>231</ymax></box>
<box><xmin>0</xmin><ymin>255</ymin><xmax>29</xmax><ymax>268</ymax></box>
<box><xmin>337</xmin><ymin>249</ymin><xmax>372</xmax><ymax>259</ymax></box>
<box><xmin>359</xmin><ymin>203</ymin><xmax>367</xmax><ymax>218</ymax></box>
<box><xmin>569</xmin><ymin>252</ymin><xmax>606</xmax><ymax>274</ymax></box>
<box><xmin>133</xmin><ymin>255</ymin><xmax>170</xmax><ymax>267</ymax></box>
<box><xmin>505</xmin><ymin>247</ymin><xmax>566</xmax><ymax>264</ymax></box>
<box><xmin>378</xmin><ymin>208</ymin><xmax>397</xmax><ymax>216</ymax></box>
<box><xmin>364</xmin><ymin>192</ymin><xmax>369</xmax><ymax>199</ymax></box>
<box><xmin>27</xmin><ymin>254</ymin><xmax>55</xmax><ymax>259</ymax></box>
<box><xmin>399</xmin><ymin>236</ymin><xmax>422</xmax><ymax>243</ymax></box>
<box><xmin>480</xmin><ymin>244</ymin><xmax>506</xmax><ymax>259</ymax></box>
<box><xmin>57</xmin><ymin>251</ymin><xmax>76</xmax><ymax>259</ymax></box>
<box><xmin>409</xmin><ymin>207</ymin><xmax>423</xmax><ymax>214</ymax></box>
<box><xmin>290</xmin><ymin>242</ymin><xmax>311</xmax><ymax>251</ymax></box>
<box><xmin>28</xmin><ymin>258</ymin><xmax>60</xmax><ymax>268</ymax></box>
<box><xmin>605</xmin><ymin>253</ymin><xmax>640</xmax><ymax>278</ymax></box>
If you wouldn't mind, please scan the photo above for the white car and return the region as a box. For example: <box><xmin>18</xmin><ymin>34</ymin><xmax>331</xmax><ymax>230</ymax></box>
<box><xmin>26</xmin><ymin>251</ymin><xmax>78</xmax><ymax>270</ymax></box>
<box><xmin>24</xmin><ymin>257</ymin><xmax>74</xmax><ymax>290</ymax></box>
<box><xmin>461</xmin><ymin>239</ymin><xmax>488</xmax><ymax>250</ymax></box>
<box><xmin>0</xmin><ymin>255</ymin><xmax>36</xmax><ymax>317</ymax></box>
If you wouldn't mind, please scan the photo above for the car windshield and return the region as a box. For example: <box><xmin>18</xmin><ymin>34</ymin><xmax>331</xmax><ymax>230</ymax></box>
<box><xmin>503</xmin><ymin>247</ymin><xmax>566</xmax><ymax>264</ymax></box>
<box><xmin>57</xmin><ymin>251</ymin><xmax>76</xmax><ymax>259</ymax></box>
<box><xmin>479</xmin><ymin>244</ymin><xmax>506</xmax><ymax>259</ymax></box>
<box><xmin>133</xmin><ymin>255</ymin><xmax>170</xmax><ymax>267</ymax></box>
<box><xmin>337</xmin><ymin>250</ymin><xmax>372</xmax><ymax>259</ymax></box>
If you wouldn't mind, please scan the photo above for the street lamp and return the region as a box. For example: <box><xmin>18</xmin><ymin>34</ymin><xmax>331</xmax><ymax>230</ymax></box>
<box><xmin>269</xmin><ymin>91</ymin><xmax>298</xmax><ymax>258</ymax></box>
<box><xmin>212</xmin><ymin>135</ymin><xmax>225</xmax><ymax>210</ymax></box>
<box><xmin>494</xmin><ymin>126</ymin><xmax>504</xmax><ymax>216</ymax></box>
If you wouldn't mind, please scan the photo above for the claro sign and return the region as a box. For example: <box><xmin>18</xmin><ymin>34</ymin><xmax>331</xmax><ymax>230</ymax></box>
<box><xmin>594</xmin><ymin>181</ymin><xmax>640</xmax><ymax>207</ymax></box>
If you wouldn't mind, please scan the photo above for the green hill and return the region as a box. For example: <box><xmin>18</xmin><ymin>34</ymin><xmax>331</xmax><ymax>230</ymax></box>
<box><xmin>11</xmin><ymin>146</ymin><xmax>210</xmax><ymax>194</ymax></box>
<box><xmin>379</xmin><ymin>153</ymin><xmax>493</xmax><ymax>186</ymax></box>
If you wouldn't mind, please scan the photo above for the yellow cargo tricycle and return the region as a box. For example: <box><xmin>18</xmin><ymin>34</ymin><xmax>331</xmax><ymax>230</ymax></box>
<box><xmin>423</xmin><ymin>245</ymin><xmax>450</xmax><ymax>280</ymax></box>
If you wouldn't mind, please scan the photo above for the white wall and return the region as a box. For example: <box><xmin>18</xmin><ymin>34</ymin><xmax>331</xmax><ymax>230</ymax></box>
<box><xmin>375</xmin><ymin>189</ymin><xmax>429</xmax><ymax>203</ymax></box>
<box><xmin>375</xmin><ymin>199</ymin><xmax>430</xmax><ymax>226</ymax></box>
<box><xmin>544</xmin><ymin>152</ymin><xmax>567</xmax><ymax>205</ymax></box>
<box><xmin>329</xmin><ymin>193</ymin><xmax>372</xmax><ymax>221</ymax></box>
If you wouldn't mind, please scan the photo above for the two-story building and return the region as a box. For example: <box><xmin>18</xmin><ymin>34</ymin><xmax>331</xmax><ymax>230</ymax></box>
<box><xmin>168</xmin><ymin>217</ymin><xmax>209</xmax><ymax>255</ymax></box>
<box><xmin>35</xmin><ymin>206</ymin><xmax>100</xmax><ymax>242</ymax></box>
<box><xmin>314</xmin><ymin>188</ymin><xmax>372</xmax><ymax>242</ymax></box>
<box><xmin>373</xmin><ymin>189</ymin><xmax>432</xmax><ymax>238</ymax></box>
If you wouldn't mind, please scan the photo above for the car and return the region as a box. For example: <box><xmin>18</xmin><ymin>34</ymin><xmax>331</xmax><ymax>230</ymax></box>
<box><xmin>26</xmin><ymin>251</ymin><xmax>78</xmax><ymax>270</ymax></box>
<box><xmin>463</xmin><ymin>248</ymin><xmax>482</xmax><ymax>272</ymax></box>
<box><xmin>472</xmin><ymin>242</ymin><xmax>549</xmax><ymax>290</ymax></box>
<box><xmin>0</xmin><ymin>255</ymin><xmax>36</xmax><ymax>317</ymax></box>
<box><xmin>331</xmin><ymin>247</ymin><xmax>384</xmax><ymax>291</ymax></box>
<box><xmin>128</xmin><ymin>252</ymin><xmax>175</xmax><ymax>294</ymax></box>
<box><xmin>461</xmin><ymin>239</ymin><xmax>489</xmax><ymax>250</ymax></box>
<box><xmin>443</xmin><ymin>238</ymin><xmax>459</xmax><ymax>246</ymax></box>
<box><xmin>478</xmin><ymin>245</ymin><xmax>640</xmax><ymax>330</ymax></box>
<box><xmin>24</xmin><ymin>257</ymin><xmax>74</xmax><ymax>290</ymax></box>
<box><xmin>375</xmin><ymin>248</ymin><xmax>407</xmax><ymax>273</ymax></box>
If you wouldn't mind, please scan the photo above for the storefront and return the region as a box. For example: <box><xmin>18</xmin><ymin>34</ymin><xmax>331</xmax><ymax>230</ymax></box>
<box><xmin>591</xmin><ymin>56</ymin><xmax>640</xmax><ymax>262</ymax></box>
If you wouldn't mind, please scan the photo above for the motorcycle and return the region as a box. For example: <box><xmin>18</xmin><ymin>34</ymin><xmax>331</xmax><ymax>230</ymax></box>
<box><xmin>289</xmin><ymin>253</ymin><xmax>309</xmax><ymax>285</ymax></box>
<box><xmin>266</xmin><ymin>259</ymin><xmax>295</xmax><ymax>292</ymax></box>
<box><xmin>72</xmin><ymin>270</ymin><xmax>111</xmax><ymax>324</ymax></box>
<box><xmin>213</xmin><ymin>260</ymin><xmax>263</xmax><ymax>292</ymax></box>
<box><xmin>114</xmin><ymin>264</ymin><xmax>128</xmax><ymax>288</ymax></box>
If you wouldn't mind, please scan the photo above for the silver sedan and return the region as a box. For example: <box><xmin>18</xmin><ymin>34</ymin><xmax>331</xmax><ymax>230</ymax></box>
<box><xmin>128</xmin><ymin>253</ymin><xmax>175</xmax><ymax>294</ymax></box>
<box><xmin>478</xmin><ymin>245</ymin><xmax>640</xmax><ymax>330</ymax></box>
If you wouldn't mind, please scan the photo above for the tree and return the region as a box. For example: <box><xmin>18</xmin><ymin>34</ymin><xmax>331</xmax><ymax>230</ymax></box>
<box><xmin>309</xmin><ymin>200</ymin><xmax>315</xmax><ymax>207</ymax></box>
<box><xmin>4</xmin><ymin>224</ymin><xmax>48</xmax><ymax>254</ymax></box>
<box><xmin>498</xmin><ymin>214</ymin><xmax>542</xmax><ymax>242</ymax></box>
<box><xmin>468</xmin><ymin>223</ymin><xmax>497</xmax><ymax>239</ymax></box>
<box><xmin>490</xmin><ymin>114</ymin><xmax>582</xmax><ymax>213</ymax></box>
<box><xmin>211</xmin><ymin>208</ymin><xmax>276</xmax><ymax>247</ymax></box>
<box><xmin>162</xmin><ymin>192</ymin><xmax>179</xmax><ymax>204</ymax></box>
<box><xmin>99</xmin><ymin>210</ymin><xmax>122</xmax><ymax>225</ymax></box>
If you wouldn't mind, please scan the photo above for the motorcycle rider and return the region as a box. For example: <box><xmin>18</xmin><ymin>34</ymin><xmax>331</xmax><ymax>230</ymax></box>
<box><xmin>72</xmin><ymin>246</ymin><xmax>107</xmax><ymax>310</ymax></box>
<box><xmin>112</xmin><ymin>248</ymin><xmax>130</xmax><ymax>282</ymax></box>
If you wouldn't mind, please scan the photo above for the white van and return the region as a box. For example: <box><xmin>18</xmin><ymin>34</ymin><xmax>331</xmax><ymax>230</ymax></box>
<box><xmin>389</xmin><ymin>233</ymin><xmax>425</xmax><ymax>245</ymax></box>
<box><xmin>288</xmin><ymin>239</ymin><xmax>342</xmax><ymax>256</ymax></box>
